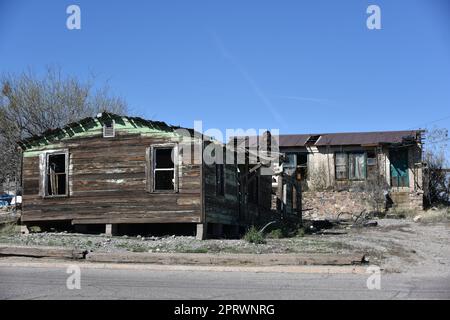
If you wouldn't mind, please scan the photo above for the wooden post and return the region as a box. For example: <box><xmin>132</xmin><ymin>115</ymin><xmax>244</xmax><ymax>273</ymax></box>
<box><xmin>296</xmin><ymin>182</ymin><xmax>302</xmax><ymax>226</ymax></box>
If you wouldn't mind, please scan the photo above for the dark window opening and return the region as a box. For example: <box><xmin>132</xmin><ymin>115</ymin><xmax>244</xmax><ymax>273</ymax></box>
<box><xmin>153</xmin><ymin>147</ymin><xmax>175</xmax><ymax>191</ymax></box>
<box><xmin>283</xmin><ymin>153</ymin><xmax>308</xmax><ymax>181</ymax></box>
<box><xmin>297</xmin><ymin>153</ymin><xmax>308</xmax><ymax>181</ymax></box>
<box><xmin>367</xmin><ymin>150</ymin><xmax>377</xmax><ymax>166</ymax></box>
<box><xmin>216</xmin><ymin>164</ymin><xmax>225</xmax><ymax>196</ymax></box>
<box><xmin>46</xmin><ymin>154</ymin><xmax>67</xmax><ymax>196</ymax></box>
<box><xmin>103</xmin><ymin>120</ymin><xmax>115</xmax><ymax>138</ymax></box>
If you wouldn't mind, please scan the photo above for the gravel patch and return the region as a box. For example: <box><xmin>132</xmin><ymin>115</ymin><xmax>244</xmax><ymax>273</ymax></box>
<box><xmin>1</xmin><ymin>217</ymin><xmax>449</xmax><ymax>275</ymax></box>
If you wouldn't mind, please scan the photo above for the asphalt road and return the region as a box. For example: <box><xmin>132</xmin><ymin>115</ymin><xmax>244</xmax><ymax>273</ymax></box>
<box><xmin>1</xmin><ymin>263</ymin><xmax>449</xmax><ymax>300</ymax></box>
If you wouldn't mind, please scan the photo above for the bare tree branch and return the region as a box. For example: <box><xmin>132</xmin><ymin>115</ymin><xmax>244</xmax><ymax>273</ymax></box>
<box><xmin>0</xmin><ymin>67</ymin><xmax>128</xmax><ymax>184</ymax></box>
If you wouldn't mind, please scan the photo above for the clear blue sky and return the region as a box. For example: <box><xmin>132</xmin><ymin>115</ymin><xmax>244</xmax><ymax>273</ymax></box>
<box><xmin>1</xmin><ymin>0</ymin><xmax>450</xmax><ymax>143</ymax></box>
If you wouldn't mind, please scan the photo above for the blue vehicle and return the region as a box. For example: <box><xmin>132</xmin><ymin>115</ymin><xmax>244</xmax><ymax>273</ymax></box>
<box><xmin>0</xmin><ymin>194</ymin><xmax>13</xmax><ymax>207</ymax></box>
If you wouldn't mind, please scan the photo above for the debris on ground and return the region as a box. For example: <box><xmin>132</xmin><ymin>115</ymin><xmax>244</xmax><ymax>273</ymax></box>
<box><xmin>0</xmin><ymin>214</ymin><xmax>448</xmax><ymax>275</ymax></box>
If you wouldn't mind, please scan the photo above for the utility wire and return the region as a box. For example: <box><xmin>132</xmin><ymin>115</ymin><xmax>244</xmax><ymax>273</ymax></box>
<box><xmin>408</xmin><ymin>115</ymin><xmax>450</xmax><ymax>130</ymax></box>
<box><xmin>425</xmin><ymin>138</ymin><xmax>450</xmax><ymax>145</ymax></box>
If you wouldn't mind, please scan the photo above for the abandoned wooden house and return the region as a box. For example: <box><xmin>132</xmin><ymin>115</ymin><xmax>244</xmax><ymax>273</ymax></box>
<box><xmin>271</xmin><ymin>130</ymin><xmax>425</xmax><ymax>218</ymax></box>
<box><xmin>18</xmin><ymin>113</ymin><xmax>272</xmax><ymax>239</ymax></box>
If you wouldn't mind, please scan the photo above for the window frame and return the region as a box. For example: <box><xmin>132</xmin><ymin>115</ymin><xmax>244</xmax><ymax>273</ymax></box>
<box><xmin>334</xmin><ymin>152</ymin><xmax>349</xmax><ymax>181</ymax></box>
<box><xmin>334</xmin><ymin>151</ymin><xmax>367</xmax><ymax>181</ymax></box>
<box><xmin>348</xmin><ymin>152</ymin><xmax>367</xmax><ymax>181</ymax></box>
<box><xmin>149</xmin><ymin>143</ymin><xmax>179</xmax><ymax>193</ymax></box>
<box><xmin>103</xmin><ymin>119</ymin><xmax>115</xmax><ymax>138</ymax></box>
<box><xmin>43</xmin><ymin>150</ymin><xmax>69</xmax><ymax>198</ymax></box>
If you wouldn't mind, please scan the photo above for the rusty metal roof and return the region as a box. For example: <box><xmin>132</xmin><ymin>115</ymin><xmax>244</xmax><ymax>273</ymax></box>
<box><xmin>278</xmin><ymin>130</ymin><xmax>423</xmax><ymax>147</ymax></box>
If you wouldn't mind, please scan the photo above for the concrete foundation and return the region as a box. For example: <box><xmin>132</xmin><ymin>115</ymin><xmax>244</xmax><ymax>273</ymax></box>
<box><xmin>105</xmin><ymin>224</ymin><xmax>118</xmax><ymax>236</ymax></box>
<box><xmin>196</xmin><ymin>223</ymin><xmax>206</xmax><ymax>240</ymax></box>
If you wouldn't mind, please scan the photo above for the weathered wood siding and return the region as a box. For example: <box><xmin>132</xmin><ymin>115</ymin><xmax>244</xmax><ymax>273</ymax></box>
<box><xmin>203</xmin><ymin>161</ymin><xmax>240</xmax><ymax>225</ymax></box>
<box><xmin>203</xmin><ymin>147</ymin><xmax>273</xmax><ymax>226</ymax></box>
<box><xmin>22</xmin><ymin>133</ymin><xmax>202</xmax><ymax>224</ymax></box>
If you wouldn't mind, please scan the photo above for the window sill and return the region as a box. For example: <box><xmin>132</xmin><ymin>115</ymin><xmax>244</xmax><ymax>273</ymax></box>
<box><xmin>149</xmin><ymin>190</ymin><xmax>179</xmax><ymax>194</ymax></box>
<box><xmin>43</xmin><ymin>195</ymin><xmax>69</xmax><ymax>199</ymax></box>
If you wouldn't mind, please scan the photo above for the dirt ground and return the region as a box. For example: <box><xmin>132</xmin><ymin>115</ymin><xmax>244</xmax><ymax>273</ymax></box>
<box><xmin>1</xmin><ymin>212</ymin><xmax>449</xmax><ymax>275</ymax></box>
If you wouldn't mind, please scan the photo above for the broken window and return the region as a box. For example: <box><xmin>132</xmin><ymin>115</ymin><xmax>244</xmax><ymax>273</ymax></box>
<box><xmin>335</xmin><ymin>153</ymin><xmax>348</xmax><ymax>180</ymax></box>
<box><xmin>153</xmin><ymin>147</ymin><xmax>176</xmax><ymax>191</ymax></box>
<box><xmin>283</xmin><ymin>153</ymin><xmax>297</xmax><ymax>176</ymax></box>
<box><xmin>297</xmin><ymin>153</ymin><xmax>308</xmax><ymax>181</ymax></box>
<box><xmin>283</xmin><ymin>153</ymin><xmax>308</xmax><ymax>181</ymax></box>
<box><xmin>335</xmin><ymin>152</ymin><xmax>367</xmax><ymax>180</ymax></box>
<box><xmin>349</xmin><ymin>153</ymin><xmax>366</xmax><ymax>180</ymax></box>
<box><xmin>367</xmin><ymin>150</ymin><xmax>377</xmax><ymax>166</ymax></box>
<box><xmin>103</xmin><ymin>120</ymin><xmax>115</xmax><ymax>138</ymax></box>
<box><xmin>46</xmin><ymin>153</ymin><xmax>68</xmax><ymax>196</ymax></box>
<box><xmin>216</xmin><ymin>164</ymin><xmax>225</xmax><ymax>196</ymax></box>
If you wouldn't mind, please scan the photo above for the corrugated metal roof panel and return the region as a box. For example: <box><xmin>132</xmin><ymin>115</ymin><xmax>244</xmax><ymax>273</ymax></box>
<box><xmin>279</xmin><ymin>130</ymin><xmax>422</xmax><ymax>147</ymax></box>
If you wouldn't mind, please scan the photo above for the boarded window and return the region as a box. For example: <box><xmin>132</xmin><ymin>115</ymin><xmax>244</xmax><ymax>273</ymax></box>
<box><xmin>103</xmin><ymin>120</ymin><xmax>115</xmax><ymax>138</ymax></box>
<box><xmin>335</xmin><ymin>153</ymin><xmax>348</xmax><ymax>180</ymax></box>
<box><xmin>46</xmin><ymin>153</ymin><xmax>68</xmax><ymax>196</ymax></box>
<box><xmin>349</xmin><ymin>153</ymin><xmax>366</xmax><ymax>180</ymax></box>
<box><xmin>153</xmin><ymin>147</ymin><xmax>176</xmax><ymax>191</ymax></box>
<box><xmin>215</xmin><ymin>164</ymin><xmax>225</xmax><ymax>196</ymax></box>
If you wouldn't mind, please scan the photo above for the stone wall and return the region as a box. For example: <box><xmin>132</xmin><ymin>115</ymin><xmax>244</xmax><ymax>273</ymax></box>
<box><xmin>302</xmin><ymin>189</ymin><xmax>424</xmax><ymax>220</ymax></box>
<box><xmin>302</xmin><ymin>190</ymin><xmax>378</xmax><ymax>220</ymax></box>
<box><xmin>390</xmin><ymin>191</ymin><xmax>424</xmax><ymax>212</ymax></box>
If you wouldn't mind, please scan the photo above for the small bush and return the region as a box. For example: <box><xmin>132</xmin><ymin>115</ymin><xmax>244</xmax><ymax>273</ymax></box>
<box><xmin>418</xmin><ymin>209</ymin><xmax>450</xmax><ymax>223</ymax></box>
<box><xmin>130</xmin><ymin>244</ymin><xmax>147</xmax><ymax>253</ymax></box>
<box><xmin>0</xmin><ymin>223</ymin><xmax>18</xmax><ymax>235</ymax></box>
<box><xmin>267</xmin><ymin>229</ymin><xmax>283</xmax><ymax>239</ymax></box>
<box><xmin>296</xmin><ymin>227</ymin><xmax>305</xmax><ymax>238</ymax></box>
<box><xmin>244</xmin><ymin>226</ymin><xmax>266</xmax><ymax>244</ymax></box>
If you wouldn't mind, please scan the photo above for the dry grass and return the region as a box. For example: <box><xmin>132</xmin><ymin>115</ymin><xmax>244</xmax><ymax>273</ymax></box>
<box><xmin>417</xmin><ymin>208</ymin><xmax>450</xmax><ymax>223</ymax></box>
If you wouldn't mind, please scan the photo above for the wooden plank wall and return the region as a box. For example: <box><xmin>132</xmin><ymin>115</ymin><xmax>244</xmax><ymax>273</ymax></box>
<box><xmin>203</xmin><ymin>160</ymin><xmax>240</xmax><ymax>225</ymax></box>
<box><xmin>203</xmin><ymin>147</ymin><xmax>273</xmax><ymax>227</ymax></box>
<box><xmin>22</xmin><ymin>133</ymin><xmax>202</xmax><ymax>224</ymax></box>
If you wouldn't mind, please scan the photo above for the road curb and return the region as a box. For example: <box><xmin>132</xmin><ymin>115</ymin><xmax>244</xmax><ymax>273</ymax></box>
<box><xmin>0</xmin><ymin>244</ymin><xmax>366</xmax><ymax>266</ymax></box>
<box><xmin>0</xmin><ymin>257</ymin><xmax>369</xmax><ymax>274</ymax></box>
<box><xmin>0</xmin><ymin>245</ymin><xmax>86</xmax><ymax>259</ymax></box>
<box><xmin>85</xmin><ymin>251</ymin><xmax>366</xmax><ymax>266</ymax></box>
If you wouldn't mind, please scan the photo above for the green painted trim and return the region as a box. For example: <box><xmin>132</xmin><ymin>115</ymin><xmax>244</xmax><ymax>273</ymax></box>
<box><xmin>21</xmin><ymin>116</ymin><xmax>193</xmax><ymax>156</ymax></box>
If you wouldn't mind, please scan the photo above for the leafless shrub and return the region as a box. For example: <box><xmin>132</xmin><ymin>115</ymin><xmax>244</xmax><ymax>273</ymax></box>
<box><xmin>0</xmin><ymin>66</ymin><xmax>128</xmax><ymax>183</ymax></box>
<box><xmin>308</xmin><ymin>162</ymin><xmax>328</xmax><ymax>191</ymax></box>
<box><xmin>365</xmin><ymin>174</ymin><xmax>390</xmax><ymax>213</ymax></box>
<box><xmin>424</xmin><ymin>128</ymin><xmax>449</xmax><ymax>207</ymax></box>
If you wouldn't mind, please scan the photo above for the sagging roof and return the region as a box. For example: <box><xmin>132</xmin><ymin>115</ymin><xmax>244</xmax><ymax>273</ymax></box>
<box><xmin>18</xmin><ymin>112</ymin><xmax>197</xmax><ymax>150</ymax></box>
<box><xmin>279</xmin><ymin>130</ymin><xmax>424</xmax><ymax>147</ymax></box>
